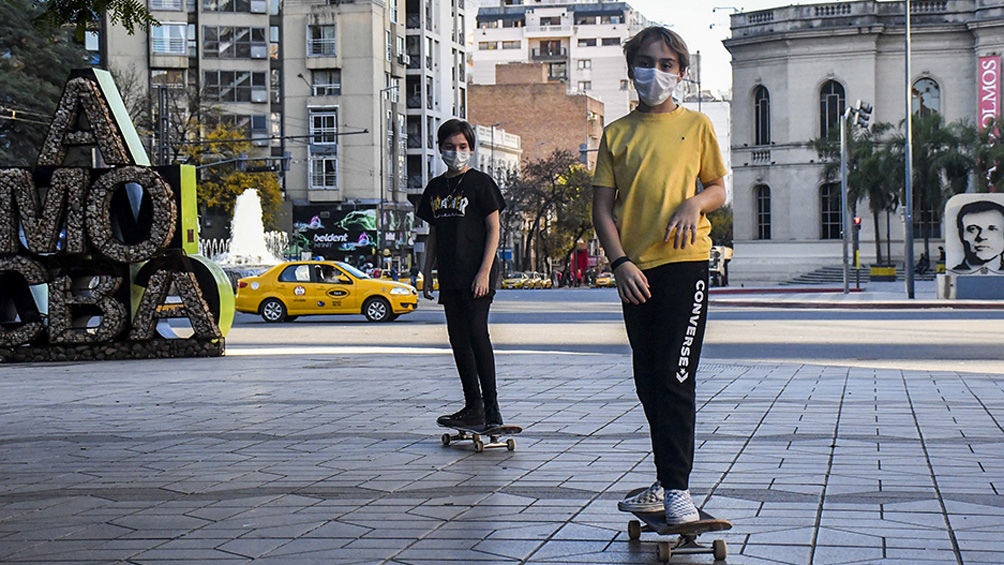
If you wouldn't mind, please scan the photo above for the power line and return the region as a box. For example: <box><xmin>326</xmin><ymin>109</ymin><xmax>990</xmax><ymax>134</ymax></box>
<box><xmin>0</xmin><ymin>115</ymin><xmax>50</xmax><ymax>126</ymax></box>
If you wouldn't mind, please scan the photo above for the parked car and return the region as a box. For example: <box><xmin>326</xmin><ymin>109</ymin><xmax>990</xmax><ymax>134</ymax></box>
<box><xmin>235</xmin><ymin>260</ymin><xmax>418</xmax><ymax>323</ymax></box>
<box><xmin>501</xmin><ymin>272</ymin><xmax>530</xmax><ymax>289</ymax></box>
<box><xmin>529</xmin><ymin>272</ymin><xmax>553</xmax><ymax>289</ymax></box>
<box><xmin>709</xmin><ymin>246</ymin><xmax>733</xmax><ymax>287</ymax></box>
<box><xmin>594</xmin><ymin>272</ymin><xmax>617</xmax><ymax>288</ymax></box>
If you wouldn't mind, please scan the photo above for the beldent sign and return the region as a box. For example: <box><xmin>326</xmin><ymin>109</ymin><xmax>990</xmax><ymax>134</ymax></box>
<box><xmin>0</xmin><ymin>69</ymin><xmax>234</xmax><ymax>362</ymax></box>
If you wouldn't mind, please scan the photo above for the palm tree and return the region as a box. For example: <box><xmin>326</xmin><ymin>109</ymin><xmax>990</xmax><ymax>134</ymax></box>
<box><xmin>974</xmin><ymin>115</ymin><xmax>1004</xmax><ymax>193</ymax></box>
<box><xmin>892</xmin><ymin>113</ymin><xmax>975</xmax><ymax>258</ymax></box>
<box><xmin>810</xmin><ymin>120</ymin><xmax>899</xmax><ymax>265</ymax></box>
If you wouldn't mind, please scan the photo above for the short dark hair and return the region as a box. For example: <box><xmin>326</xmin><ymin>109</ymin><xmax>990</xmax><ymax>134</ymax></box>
<box><xmin>623</xmin><ymin>26</ymin><xmax>690</xmax><ymax>72</ymax></box>
<box><xmin>957</xmin><ymin>200</ymin><xmax>1004</xmax><ymax>234</ymax></box>
<box><xmin>437</xmin><ymin>119</ymin><xmax>476</xmax><ymax>149</ymax></box>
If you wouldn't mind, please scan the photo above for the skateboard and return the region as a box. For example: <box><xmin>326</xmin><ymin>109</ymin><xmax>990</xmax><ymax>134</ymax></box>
<box><xmin>438</xmin><ymin>423</ymin><xmax>522</xmax><ymax>452</ymax></box>
<box><xmin>621</xmin><ymin>487</ymin><xmax>732</xmax><ymax>562</ymax></box>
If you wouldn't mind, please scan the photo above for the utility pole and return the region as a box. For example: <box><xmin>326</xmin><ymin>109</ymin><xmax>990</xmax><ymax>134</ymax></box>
<box><xmin>903</xmin><ymin>0</ymin><xmax>916</xmax><ymax>298</ymax></box>
<box><xmin>840</xmin><ymin>100</ymin><xmax>872</xmax><ymax>294</ymax></box>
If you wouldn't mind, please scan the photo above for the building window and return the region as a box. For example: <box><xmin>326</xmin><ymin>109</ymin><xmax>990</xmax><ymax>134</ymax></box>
<box><xmin>310</xmin><ymin>157</ymin><xmax>338</xmax><ymax>189</ymax></box>
<box><xmin>203</xmin><ymin>26</ymin><xmax>267</xmax><ymax>59</ymax></box>
<box><xmin>502</xmin><ymin>18</ymin><xmax>524</xmax><ymax>28</ymax></box>
<box><xmin>202</xmin><ymin>70</ymin><xmax>267</xmax><ymax>102</ymax></box>
<box><xmin>539</xmin><ymin>16</ymin><xmax>561</xmax><ymax>25</ymax></box>
<box><xmin>151</xmin><ymin>69</ymin><xmax>186</xmax><ymax>86</ymax></box>
<box><xmin>577</xmin><ymin>59</ymin><xmax>591</xmax><ymax>69</ymax></box>
<box><xmin>912</xmin><ymin>78</ymin><xmax>940</xmax><ymax>117</ymax></box>
<box><xmin>308</xmin><ymin>25</ymin><xmax>337</xmax><ymax>56</ymax></box>
<box><xmin>311</xmin><ymin>69</ymin><xmax>341</xmax><ymax>96</ymax></box>
<box><xmin>575</xmin><ymin>15</ymin><xmax>596</xmax><ymax>25</ymax></box>
<box><xmin>578</xmin><ymin>81</ymin><xmax>591</xmax><ymax>91</ymax></box>
<box><xmin>600</xmin><ymin>14</ymin><xmax>623</xmax><ymax>24</ymax></box>
<box><xmin>479</xmin><ymin>41</ymin><xmax>498</xmax><ymax>50</ymax></box>
<box><xmin>502</xmin><ymin>40</ymin><xmax>520</xmax><ymax>49</ymax></box>
<box><xmin>820</xmin><ymin>182</ymin><xmax>842</xmax><ymax>240</ymax></box>
<box><xmin>602</xmin><ymin>37</ymin><xmax>620</xmax><ymax>46</ymax></box>
<box><xmin>202</xmin><ymin>0</ymin><xmax>258</xmax><ymax>12</ymax></box>
<box><xmin>151</xmin><ymin>0</ymin><xmax>184</xmax><ymax>11</ymax></box>
<box><xmin>578</xmin><ymin>38</ymin><xmax>597</xmax><ymax>47</ymax></box>
<box><xmin>548</xmin><ymin>62</ymin><xmax>567</xmax><ymax>81</ymax></box>
<box><xmin>620</xmin><ymin>79</ymin><xmax>629</xmax><ymax>90</ymax></box>
<box><xmin>151</xmin><ymin>23</ymin><xmax>187</xmax><ymax>55</ymax></box>
<box><xmin>310</xmin><ymin>110</ymin><xmax>338</xmax><ymax>144</ymax></box>
<box><xmin>819</xmin><ymin>80</ymin><xmax>845</xmax><ymax>139</ymax></box>
<box><xmin>754</xmin><ymin>85</ymin><xmax>770</xmax><ymax>146</ymax></box>
<box><xmin>755</xmin><ymin>184</ymin><xmax>771</xmax><ymax>240</ymax></box>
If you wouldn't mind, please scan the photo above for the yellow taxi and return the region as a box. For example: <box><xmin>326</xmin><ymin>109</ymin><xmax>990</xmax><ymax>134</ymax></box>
<box><xmin>530</xmin><ymin>271</ymin><xmax>553</xmax><ymax>289</ymax></box>
<box><xmin>594</xmin><ymin>272</ymin><xmax>617</xmax><ymax>288</ymax></box>
<box><xmin>501</xmin><ymin>272</ymin><xmax>530</xmax><ymax>289</ymax></box>
<box><xmin>235</xmin><ymin>260</ymin><xmax>418</xmax><ymax>323</ymax></box>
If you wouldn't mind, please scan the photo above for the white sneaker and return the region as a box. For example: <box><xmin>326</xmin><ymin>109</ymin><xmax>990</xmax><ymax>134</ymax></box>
<box><xmin>664</xmin><ymin>489</ymin><xmax>700</xmax><ymax>525</ymax></box>
<box><xmin>618</xmin><ymin>482</ymin><xmax>664</xmax><ymax>513</ymax></box>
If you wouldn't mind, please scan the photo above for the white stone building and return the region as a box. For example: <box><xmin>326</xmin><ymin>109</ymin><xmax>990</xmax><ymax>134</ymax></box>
<box><xmin>725</xmin><ymin>0</ymin><xmax>1004</xmax><ymax>284</ymax></box>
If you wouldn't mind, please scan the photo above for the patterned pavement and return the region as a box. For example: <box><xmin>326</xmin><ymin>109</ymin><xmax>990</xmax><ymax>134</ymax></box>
<box><xmin>0</xmin><ymin>342</ymin><xmax>1001</xmax><ymax>564</ymax></box>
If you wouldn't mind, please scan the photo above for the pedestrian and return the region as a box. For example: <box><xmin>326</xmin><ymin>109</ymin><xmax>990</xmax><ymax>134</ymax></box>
<box><xmin>417</xmin><ymin>118</ymin><xmax>507</xmax><ymax>430</ymax></box>
<box><xmin>389</xmin><ymin>265</ymin><xmax>399</xmax><ymax>281</ymax></box>
<box><xmin>592</xmin><ymin>26</ymin><xmax>728</xmax><ymax>525</ymax></box>
<box><xmin>409</xmin><ymin>264</ymin><xmax>420</xmax><ymax>288</ymax></box>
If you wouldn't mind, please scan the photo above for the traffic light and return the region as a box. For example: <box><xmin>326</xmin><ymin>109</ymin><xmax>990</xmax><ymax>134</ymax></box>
<box><xmin>855</xmin><ymin>100</ymin><xmax>873</xmax><ymax>128</ymax></box>
<box><xmin>853</xmin><ymin>216</ymin><xmax>862</xmax><ymax>230</ymax></box>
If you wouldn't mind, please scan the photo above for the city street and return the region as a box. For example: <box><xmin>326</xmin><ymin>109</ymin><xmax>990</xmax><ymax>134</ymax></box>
<box><xmin>0</xmin><ymin>286</ymin><xmax>1002</xmax><ymax>564</ymax></box>
<box><xmin>229</xmin><ymin>287</ymin><xmax>1004</xmax><ymax>373</ymax></box>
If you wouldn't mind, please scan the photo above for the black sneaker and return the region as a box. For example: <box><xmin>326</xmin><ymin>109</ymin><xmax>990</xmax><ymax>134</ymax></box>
<box><xmin>437</xmin><ymin>405</ymin><xmax>485</xmax><ymax>429</ymax></box>
<box><xmin>483</xmin><ymin>402</ymin><xmax>503</xmax><ymax>430</ymax></box>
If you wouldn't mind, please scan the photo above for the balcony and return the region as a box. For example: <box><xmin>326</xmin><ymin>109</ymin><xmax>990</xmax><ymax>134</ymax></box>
<box><xmin>751</xmin><ymin>149</ymin><xmax>772</xmax><ymax>165</ymax></box>
<box><xmin>531</xmin><ymin>47</ymin><xmax>567</xmax><ymax>61</ymax></box>
<box><xmin>525</xmin><ymin>24</ymin><xmax>571</xmax><ymax>36</ymax></box>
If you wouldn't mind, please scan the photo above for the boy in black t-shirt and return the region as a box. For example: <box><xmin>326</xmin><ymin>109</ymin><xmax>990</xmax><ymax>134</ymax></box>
<box><xmin>417</xmin><ymin>119</ymin><xmax>507</xmax><ymax>430</ymax></box>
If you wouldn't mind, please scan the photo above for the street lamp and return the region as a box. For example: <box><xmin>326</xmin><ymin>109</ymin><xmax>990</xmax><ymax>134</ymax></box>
<box><xmin>490</xmin><ymin>121</ymin><xmax>504</xmax><ymax>181</ymax></box>
<box><xmin>378</xmin><ymin>83</ymin><xmax>400</xmax><ymax>261</ymax></box>
<box><xmin>840</xmin><ymin>99</ymin><xmax>872</xmax><ymax>294</ymax></box>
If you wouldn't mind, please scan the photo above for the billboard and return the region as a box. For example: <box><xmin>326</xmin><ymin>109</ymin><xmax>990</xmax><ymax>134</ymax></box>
<box><xmin>978</xmin><ymin>55</ymin><xmax>1000</xmax><ymax>130</ymax></box>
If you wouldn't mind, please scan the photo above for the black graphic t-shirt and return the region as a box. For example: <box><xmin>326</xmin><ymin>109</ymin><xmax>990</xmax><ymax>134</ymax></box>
<box><xmin>416</xmin><ymin>168</ymin><xmax>506</xmax><ymax>293</ymax></box>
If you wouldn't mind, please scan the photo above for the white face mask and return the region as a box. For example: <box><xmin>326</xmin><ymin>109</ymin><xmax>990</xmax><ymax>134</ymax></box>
<box><xmin>440</xmin><ymin>149</ymin><xmax>471</xmax><ymax>172</ymax></box>
<box><xmin>633</xmin><ymin>67</ymin><xmax>679</xmax><ymax>107</ymax></box>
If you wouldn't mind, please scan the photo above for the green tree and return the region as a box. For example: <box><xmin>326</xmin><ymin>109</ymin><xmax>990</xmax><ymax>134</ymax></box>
<box><xmin>810</xmin><ymin>119</ymin><xmax>900</xmax><ymax>264</ymax></box>
<box><xmin>706</xmin><ymin>205</ymin><xmax>733</xmax><ymax>247</ymax></box>
<box><xmin>893</xmin><ymin>113</ymin><xmax>975</xmax><ymax>257</ymax></box>
<box><xmin>0</xmin><ymin>0</ymin><xmax>89</xmax><ymax>166</ymax></box>
<box><xmin>181</xmin><ymin>124</ymin><xmax>283</xmax><ymax>231</ymax></box>
<box><xmin>974</xmin><ymin>115</ymin><xmax>1004</xmax><ymax>193</ymax></box>
<box><xmin>33</xmin><ymin>0</ymin><xmax>156</xmax><ymax>41</ymax></box>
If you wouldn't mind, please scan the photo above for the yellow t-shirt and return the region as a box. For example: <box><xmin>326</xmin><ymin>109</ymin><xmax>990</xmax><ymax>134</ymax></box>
<box><xmin>593</xmin><ymin>106</ymin><xmax>728</xmax><ymax>270</ymax></box>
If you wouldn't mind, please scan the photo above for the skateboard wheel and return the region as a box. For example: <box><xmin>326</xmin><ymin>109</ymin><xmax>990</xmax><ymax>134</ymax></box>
<box><xmin>627</xmin><ymin>519</ymin><xmax>641</xmax><ymax>540</ymax></box>
<box><xmin>657</xmin><ymin>541</ymin><xmax>671</xmax><ymax>562</ymax></box>
<box><xmin>441</xmin><ymin>433</ymin><xmax>451</xmax><ymax>446</ymax></box>
<box><xmin>474</xmin><ymin>440</ymin><xmax>485</xmax><ymax>453</ymax></box>
<box><xmin>506</xmin><ymin>438</ymin><xmax>515</xmax><ymax>451</ymax></box>
<box><xmin>713</xmin><ymin>539</ymin><xmax>727</xmax><ymax>560</ymax></box>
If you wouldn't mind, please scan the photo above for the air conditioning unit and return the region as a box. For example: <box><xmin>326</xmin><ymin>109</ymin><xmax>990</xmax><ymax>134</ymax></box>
<box><xmin>250</xmin><ymin>0</ymin><xmax>266</xmax><ymax>12</ymax></box>
<box><xmin>251</xmin><ymin>89</ymin><xmax>268</xmax><ymax>103</ymax></box>
<box><xmin>250</xmin><ymin>44</ymin><xmax>267</xmax><ymax>59</ymax></box>
<box><xmin>397</xmin><ymin>53</ymin><xmax>411</xmax><ymax>66</ymax></box>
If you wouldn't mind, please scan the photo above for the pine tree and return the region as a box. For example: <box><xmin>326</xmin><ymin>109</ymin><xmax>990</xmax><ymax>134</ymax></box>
<box><xmin>0</xmin><ymin>0</ymin><xmax>89</xmax><ymax>166</ymax></box>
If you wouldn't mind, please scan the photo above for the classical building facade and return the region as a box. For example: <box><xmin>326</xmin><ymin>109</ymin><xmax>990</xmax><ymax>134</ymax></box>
<box><xmin>471</xmin><ymin>0</ymin><xmax>648</xmax><ymax>124</ymax></box>
<box><xmin>102</xmin><ymin>0</ymin><xmax>468</xmax><ymax>269</ymax></box>
<box><xmin>725</xmin><ymin>0</ymin><xmax>1004</xmax><ymax>283</ymax></box>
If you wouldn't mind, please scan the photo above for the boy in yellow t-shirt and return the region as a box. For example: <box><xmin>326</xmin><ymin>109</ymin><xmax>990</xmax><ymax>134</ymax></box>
<box><xmin>592</xmin><ymin>26</ymin><xmax>727</xmax><ymax>525</ymax></box>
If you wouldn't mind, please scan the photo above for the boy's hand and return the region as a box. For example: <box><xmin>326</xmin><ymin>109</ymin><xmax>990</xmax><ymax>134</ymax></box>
<box><xmin>665</xmin><ymin>198</ymin><xmax>704</xmax><ymax>249</ymax></box>
<box><xmin>471</xmin><ymin>270</ymin><xmax>491</xmax><ymax>298</ymax></box>
<box><xmin>614</xmin><ymin>261</ymin><xmax>650</xmax><ymax>304</ymax></box>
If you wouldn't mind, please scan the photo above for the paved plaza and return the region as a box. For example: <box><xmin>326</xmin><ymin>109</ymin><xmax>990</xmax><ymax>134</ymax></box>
<box><xmin>0</xmin><ymin>285</ymin><xmax>1002</xmax><ymax>564</ymax></box>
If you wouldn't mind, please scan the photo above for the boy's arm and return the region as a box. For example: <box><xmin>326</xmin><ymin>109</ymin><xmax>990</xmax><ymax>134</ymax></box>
<box><xmin>665</xmin><ymin>178</ymin><xmax>727</xmax><ymax>249</ymax></box>
<box><xmin>592</xmin><ymin>186</ymin><xmax>651</xmax><ymax>305</ymax></box>
<box><xmin>422</xmin><ymin>227</ymin><xmax>437</xmax><ymax>299</ymax></box>
<box><xmin>472</xmin><ymin>210</ymin><xmax>501</xmax><ymax>298</ymax></box>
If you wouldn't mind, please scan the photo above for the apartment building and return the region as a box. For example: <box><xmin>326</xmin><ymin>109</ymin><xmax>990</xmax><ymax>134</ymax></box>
<box><xmin>102</xmin><ymin>0</ymin><xmax>467</xmax><ymax>268</ymax></box>
<box><xmin>471</xmin><ymin>0</ymin><xmax>648</xmax><ymax>125</ymax></box>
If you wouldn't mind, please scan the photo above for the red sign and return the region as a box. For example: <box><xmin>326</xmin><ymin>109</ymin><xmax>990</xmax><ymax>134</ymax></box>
<box><xmin>978</xmin><ymin>55</ymin><xmax>1000</xmax><ymax>129</ymax></box>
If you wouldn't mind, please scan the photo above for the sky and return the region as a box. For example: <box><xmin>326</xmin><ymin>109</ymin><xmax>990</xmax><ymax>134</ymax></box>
<box><xmin>625</xmin><ymin>0</ymin><xmax>817</xmax><ymax>95</ymax></box>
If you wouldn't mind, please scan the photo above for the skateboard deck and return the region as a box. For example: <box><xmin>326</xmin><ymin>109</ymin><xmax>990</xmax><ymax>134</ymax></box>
<box><xmin>438</xmin><ymin>423</ymin><xmax>522</xmax><ymax>452</ymax></box>
<box><xmin>621</xmin><ymin>487</ymin><xmax>732</xmax><ymax>562</ymax></box>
